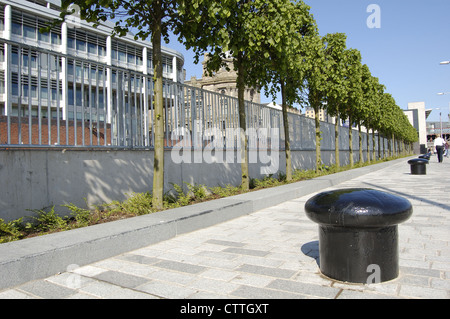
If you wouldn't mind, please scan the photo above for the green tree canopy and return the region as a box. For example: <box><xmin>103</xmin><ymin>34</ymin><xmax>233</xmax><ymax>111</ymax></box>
<box><xmin>177</xmin><ymin>0</ymin><xmax>319</xmax><ymax>188</ymax></box>
<box><xmin>243</xmin><ymin>0</ymin><xmax>318</xmax><ymax>180</ymax></box>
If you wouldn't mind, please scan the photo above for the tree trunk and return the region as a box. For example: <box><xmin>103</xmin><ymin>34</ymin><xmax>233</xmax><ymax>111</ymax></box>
<box><xmin>387</xmin><ymin>137</ymin><xmax>390</xmax><ymax>157</ymax></box>
<box><xmin>281</xmin><ymin>81</ymin><xmax>292</xmax><ymax>181</ymax></box>
<box><xmin>391</xmin><ymin>133</ymin><xmax>395</xmax><ymax>157</ymax></box>
<box><xmin>335</xmin><ymin>114</ymin><xmax>340</xmax><ymax>169</ymax></box>
<box><xmin>372</xmin><ymin>128</ymin><xmax>376</xmax><ymax>162</ymax></box>
<box><xmin>349</xmin><ymin>115</ymin><xmax>353</xmax><ymax>167</ymax></box>
<box><xmin>314</xmin><ymin>102</ymin><xmax>321</xmax><ymax>173</ymax></box>
<box><xmin>378</xmin><ymin>132</ymin><xmax>381</xmax><ymax>160</ymax></box>
<box><xmin>366</xmin><ymin>126</ymin><xmax>371</xmax><ymax>164</ymax></box>
<box><xmin>378</xmin><ymin>132</ymin><xmax>384</xmax><ymax>160</ymax></box>
<box><xmin>152</xmin><ymin>4</ymin><xmax>164</xmax><ymax>210</ymax></box>
<box><xmin>237</xmin><ymin>52</ymin><xmax>249</xmax><ymax>190</ymax></box>
<box><xmin>358</xmin><ymin>124</ymin><xmax>363</xmax><ymax>164</ymax></box>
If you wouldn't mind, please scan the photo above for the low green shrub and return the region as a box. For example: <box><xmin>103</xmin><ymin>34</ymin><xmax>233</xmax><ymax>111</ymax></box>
<box><xmin>27</xmin><ymin>206</ymin><xmax>68</xmax><ymax>233</ymax></box>
<box><xmin>0</xmin><ymin>218</ymin><xmax>25</xmax><ymax>243</ymax></box>
<box><xmin>62</xmin><ymin>201</ymin><xmax>93</xmax><ymax>228</ymax></box>
<box><xmin>101</xmin><ymin>192</ymin><xmax>155</xmax><ymax>217</ymax></box>
<box><xmin>250</xmin><ymin>174</ymin><xmax>283</xmax><ymax>189</ymax></box>
<box><xmin>209</xmin><ymin>184</ymin><xmax>241</xmax><ymax>198</ymax></box>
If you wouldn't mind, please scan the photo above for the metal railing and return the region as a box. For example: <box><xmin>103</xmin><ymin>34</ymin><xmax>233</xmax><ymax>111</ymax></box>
<box><xmin>0</xmin><ymin>38</ymin><xmax>285</xmax><ymax>150</ymax></box>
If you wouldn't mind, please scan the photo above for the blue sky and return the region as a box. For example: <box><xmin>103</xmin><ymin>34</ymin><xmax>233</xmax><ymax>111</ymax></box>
<box><xmin>168</xmin><ymin>0</ymin><xmax>450</xmax><ymax>123</ymax></box>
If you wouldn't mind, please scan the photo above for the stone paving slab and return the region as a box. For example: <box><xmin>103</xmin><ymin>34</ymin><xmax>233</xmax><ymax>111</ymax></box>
<box><xmin>1</xmin><ymin>155</ymin><xmax>449</xmax><ymax>300</ymax></box>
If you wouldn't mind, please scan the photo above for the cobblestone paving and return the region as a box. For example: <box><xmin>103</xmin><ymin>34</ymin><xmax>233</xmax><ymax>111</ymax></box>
<box><xmin>1</xmin><ymin>156</ymin><xmax>449</xmax><ymax>299</ymax></box>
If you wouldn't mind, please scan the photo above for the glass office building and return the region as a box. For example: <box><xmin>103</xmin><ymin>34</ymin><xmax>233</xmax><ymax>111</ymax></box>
<box><xmin>0</xmin><ymin>0</ymin><xmax>185</xmax><ymax>147</ymax></box>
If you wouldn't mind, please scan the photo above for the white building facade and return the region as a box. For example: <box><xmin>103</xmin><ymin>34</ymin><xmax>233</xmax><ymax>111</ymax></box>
<box><xmin>405</xmin><ymin>102</ymin><xmax>427</xmax><ymax>153</ymax></box>
<box><xmin>0</xmin><ymin>0</ymin><xmax>184</xmax><ymax>147</ymax></box>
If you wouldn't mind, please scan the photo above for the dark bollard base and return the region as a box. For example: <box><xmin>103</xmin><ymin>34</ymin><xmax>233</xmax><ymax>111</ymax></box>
<box><xmin>410</xmin><ymin>165</ymin><xmax>426</xmax><ymax>175</ymax></box>
<box><xmin>408</xmin><ymin>158</ymin><xmax>428</xmax><ymax>175</ymax></box>
<box><xmin>318</xmin><ymin>225</ymin><xmax>399</xmax><ymax>284</ymax></box>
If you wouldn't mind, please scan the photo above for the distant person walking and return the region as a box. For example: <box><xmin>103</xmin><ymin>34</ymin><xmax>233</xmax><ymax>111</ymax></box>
<box><xmin>434</xmin><ymin>135</ymin><xmax>445</xmax><ymax>163</ymax></box>
<box><xmin>444</xmin><ymin>141</ymin><xmax>449</xmax><ymax>158</ymax></box>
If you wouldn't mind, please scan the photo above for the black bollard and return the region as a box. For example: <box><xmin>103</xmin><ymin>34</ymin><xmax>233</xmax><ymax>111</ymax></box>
<box><xmin>407</xmin><ymin>158</ymin><xmax>429</xmax><ymax>175</ymax></box>
<box><xmin>305</xmin><ymin>188</ymin><xmax>412</xmax><ymax>284</ymax></box>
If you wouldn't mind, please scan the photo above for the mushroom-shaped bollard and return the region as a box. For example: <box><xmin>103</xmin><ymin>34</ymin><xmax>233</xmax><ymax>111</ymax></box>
<box><xmin>305</xmin><ymin>188</ymin><xmax>413</xmax><ymax>284</ymax></box>
<box><xmin>407</xmin><ymin>158</ymin><xmax>429</xmax><ymax>175</ymax></box>
<box><xmin>418</xmin><ymin>154</ymin><xmax>430</xmax><ymax>160</ymax></box>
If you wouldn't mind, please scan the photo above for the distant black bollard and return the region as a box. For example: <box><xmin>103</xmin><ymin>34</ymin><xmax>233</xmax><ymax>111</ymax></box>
<box><xmin>418</xmin><ymin>154</ymin><xmax>430</xmax><ymax>160</ymax></box>
<box><xmin>305</xmin><ymin>188</ymin><xmax>412</xmax><ymax>284</ymax></box>
<box><xmin>407</xmin><ymin>158</ymin><xmax>429</xmax><ymax>175</ymax></box>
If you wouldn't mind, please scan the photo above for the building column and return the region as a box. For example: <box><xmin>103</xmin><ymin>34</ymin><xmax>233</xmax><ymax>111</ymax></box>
<box><xmin>4</xmin><ymin>4</ymin><xmax>11</xmax><ymax>40</ymax></box>
<box><xmin>172</xmin><ymin>56</ymin><xmax>177</xmax><ymax>82</ymax></box>
<box><xmin>61</xmin><ymin>22</ymin><xmax>68</xmax><ymax>120</ymax></box>
<box><xmin>3</xmin><ymin>5</ymin><xmax>11</xmax><ymax>117</ymax></box>
<box><xmin>142</xmin><ymin>46</ymin><xmax>150</xmax><ymax>146</ymax></box>
<box><xmin>106</xmin><ymin>35</ymin><xmax>112</xmax><ymax>124</ymax></box>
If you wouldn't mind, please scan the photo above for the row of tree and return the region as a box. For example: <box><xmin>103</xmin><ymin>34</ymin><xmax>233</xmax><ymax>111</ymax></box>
<box><xmin>56</xmin><ymin>0</ymin><xmax>418</xmax><ymax>209</ymax></box>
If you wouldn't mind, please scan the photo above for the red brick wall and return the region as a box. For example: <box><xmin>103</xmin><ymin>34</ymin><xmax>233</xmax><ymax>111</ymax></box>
<box><xmin>0</xmin><ymin>116</ymin><xmax>111</xmax><ymax>146</ymax></box>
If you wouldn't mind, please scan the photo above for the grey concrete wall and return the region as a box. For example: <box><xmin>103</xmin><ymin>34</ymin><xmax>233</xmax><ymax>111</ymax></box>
<box><xmin>0</xmin><ymin>150</ymin><xmax>155</xmax><ymax>221</ymax></box>
<box><xmin>0</xmin><ymin>127</ymin><xmax>389</xmax><ymax>221</ymax></box>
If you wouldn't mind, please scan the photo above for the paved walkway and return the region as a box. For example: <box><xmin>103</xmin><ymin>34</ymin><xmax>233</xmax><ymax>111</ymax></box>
<box><xmin>1</xmin><ymin>156</ymin><xmax>449</xmax><ymax>300</ymax></box>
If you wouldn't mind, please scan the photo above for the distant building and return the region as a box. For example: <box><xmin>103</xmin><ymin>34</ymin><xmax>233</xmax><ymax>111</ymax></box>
<box><xmin>0</xmin><ymin>0</ymin><xmax>185</xmax><ymax>120</ymax></box>
<box><xmin>426</xmin><ymin>121</ymin><xmax>450</xmax><ymax>141</ymax></box>
<box><xmin>185</xmin><ymin>53</ymin><xmax>260</xmax><ymax>104</ymax></box>
<box><xmin>304</xmin><ymin>107</ymin><xmax>334</xmax><ymax>124</ymax></box>
<box><xmin>404</xmin><ymin>102</ymin><xmax>430</xmax><ymax>153</ymax></box>
<box><xmin>0</xmin><ymin>0</ymin><xmax>185</xmax><ymax>147</ymax></box>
